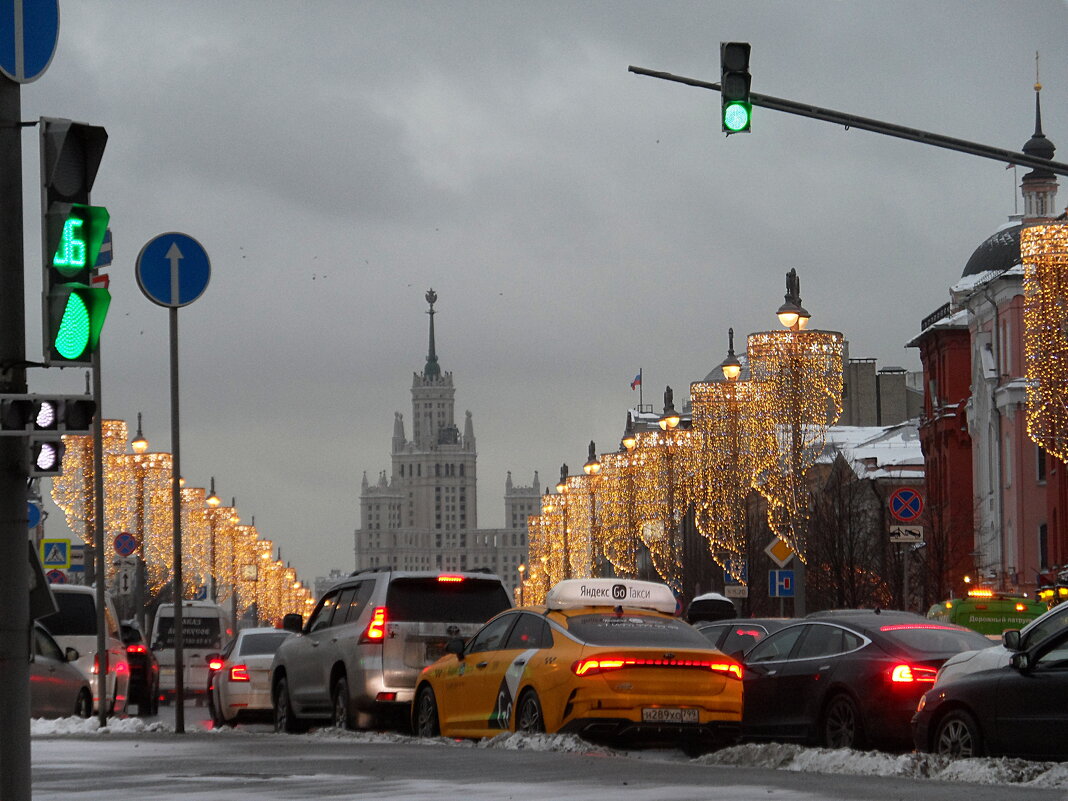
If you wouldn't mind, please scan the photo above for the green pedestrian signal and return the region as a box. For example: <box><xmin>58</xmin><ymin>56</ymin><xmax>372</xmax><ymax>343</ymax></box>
<box><xmin>39</xmin><ymin>117</ymin><xmax>109</xmax><ymax>366</ymax></box>
<box><xmin>720</xmin><ymin>42</ymin><xmax>752</xmax><ymax>134</ymax></box>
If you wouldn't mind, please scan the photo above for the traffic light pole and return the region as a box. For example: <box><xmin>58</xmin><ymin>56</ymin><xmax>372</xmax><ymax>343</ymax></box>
<box><xmin>0</xmin><ymin>75</ymin><xmax>32</xmax><ymax>801</ymax></box>
<box><xmin>628</xmin><ymin>65</ymin><xmax>1068</xmax><ymax>178</ymax></box>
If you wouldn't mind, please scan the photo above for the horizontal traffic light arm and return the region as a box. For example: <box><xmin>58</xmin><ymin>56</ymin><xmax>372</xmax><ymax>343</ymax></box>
<box><xmin>628</xmin><ymin>65</ymin><xmax>1068</xmax><ymax>177</ymax></box>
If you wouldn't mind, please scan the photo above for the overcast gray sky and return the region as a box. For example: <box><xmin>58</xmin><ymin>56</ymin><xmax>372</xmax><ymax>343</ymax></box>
<box><xmin>24</xmin><ymin>1</ymin><xmax>1068</xmax><ymax>585</ymax></box>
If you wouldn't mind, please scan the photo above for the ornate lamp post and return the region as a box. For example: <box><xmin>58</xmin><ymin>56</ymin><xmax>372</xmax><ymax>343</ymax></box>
<box><xmin>747</xmin><ymin>270</ymin><xmax>843</xmax><ymax>615</ymax></box>
<box><xmin>517</xmin><ymin>563</ymin><xmax>526</xmax><ymax>605</ymax></box>
<box><xmin>205</xmin><ymin>478</ymin><xmax>222</xmax><ymax>601</ymax></box>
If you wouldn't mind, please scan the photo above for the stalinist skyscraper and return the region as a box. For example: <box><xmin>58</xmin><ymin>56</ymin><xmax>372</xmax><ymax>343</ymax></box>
<box><xmin>354</xmin><ymin>290</ymin><xmax>538</xmax><ymax>597</ymax></box>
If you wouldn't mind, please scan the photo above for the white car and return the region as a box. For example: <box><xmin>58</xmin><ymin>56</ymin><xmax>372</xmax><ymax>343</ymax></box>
<box><xmin>935</xmin><ymin>601</ymin><xmax>1068</xmax><ymax>686</ymax></box>
<box><xmin>41</xmin><ymin>585</ymin><xmax>129</xmax><ymax>714</ymax></box>
<box><xmin>208</xmin><ymin>627</ymin><xmax>293</xmax><ymax>726</ymax></box>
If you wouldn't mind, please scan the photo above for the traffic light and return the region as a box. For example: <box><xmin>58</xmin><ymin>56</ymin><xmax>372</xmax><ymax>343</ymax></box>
<box><xmin>720</xmin><ymin>42</ymin><xmax>752</xmax><ymax>134</ymax></box>
<box><xmin>0</xmin><ymin>394</ymin><xmax>96</xmax><ymax>477</ymax></box>
<box><xmin>40</xmin><ymin>117</ymin><xmax>110</xmax><ymax>366</ymax></box>
<box><xmin>29</xmin><ymin>440</ymin><xmax>65</xmax><ymax>477</ymax></box>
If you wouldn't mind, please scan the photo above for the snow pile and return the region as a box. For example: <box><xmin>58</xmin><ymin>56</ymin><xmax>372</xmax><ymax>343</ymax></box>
<box><xmin>479</xmin><ymin>732</ymin><xmax>611</xmax><ymax>754</ymax></box>
<box><xmin>702</xmin><ymin>743</ymin><xmax>1068</xmax><ymax>789</ymax></box>
<box><xmin>30</xmin><ymin>716</ymin><xmax>168</xmax><ymax>736</ymax></box>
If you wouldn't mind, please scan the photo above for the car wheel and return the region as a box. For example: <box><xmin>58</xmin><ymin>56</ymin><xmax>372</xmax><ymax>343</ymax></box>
<box><xmin>935</xmin><ymin>709</ymin><xmax>983</xmax><ymax>758</ymax></box>
<box><xmin>273</xmin><ymin>676</ymin><xmax>303</xmax><ymax>734</ymax></box>
<box><xmin>821</xmin><ymin>693</ymin><xmax>864</xmax><ymax>749</ymax></box>
<box><xmin>332</xmin><ymin>676</ymin><xmax>353</xmax><ymax>730</ymax></box>
<box><xmin>209</xmin><ymin>685</ymin><xmax>228</xmax><ymax>728</ymax></box>
<box><xmin>515</xmin><ymin>690</ymin><xmax>545</xmax><ymax>734</ymax></box>
<box><xmin>74</xmin><ymin>689</ymin><xmax>92</xmax><ymax>719</ymax></box>
<box><xmin>414</xmin><ymin>685</ymin><xmax>440</xmax><ymax>737</ymax></box>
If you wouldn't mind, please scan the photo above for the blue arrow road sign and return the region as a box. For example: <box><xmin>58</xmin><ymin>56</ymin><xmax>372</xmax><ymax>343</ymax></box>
<box><xmin>769</xmin><ymin>570</ymin><xmax>795</xmax><ymax>598</ymax></box>
<box><xmin>136</xmin><ymin>232</ymin><xmax>211</xmax><ymax>308</ymax></box>
<box><xmin>0</xmin><ymin>0</ymin><xmax>59</xmax><ymax>83</ymax></box>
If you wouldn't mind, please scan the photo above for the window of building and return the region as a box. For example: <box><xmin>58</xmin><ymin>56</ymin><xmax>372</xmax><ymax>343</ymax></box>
<box><xmin>1038</xmin><ymin>446</ymin><xmax>1048</xmax><ymax>484</ymax></box>
<box><xmin>1039</xmin><ymin>523</ymin><xmax>1049</xmax><ymax>570</ymax></box>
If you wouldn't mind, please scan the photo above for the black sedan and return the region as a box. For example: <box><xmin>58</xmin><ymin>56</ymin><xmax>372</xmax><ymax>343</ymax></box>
<box><xmin>741</xmin><ymin>611</ymin><xmax>992</xmax><ymax>750</ymax></box>
<box><xmin>694</xmin><ymin>618</ymin><xmax>794</xmax><ymax>658</ymax></box>
<box><xmin>913</xmin><ymin>623</ymin><xmax>1068</xmax><ymax>760</ymax></box>
<box><xmin>121</xmin><ymin>623</ymin><xmax>159</xmax><ymax>716</ymax></box>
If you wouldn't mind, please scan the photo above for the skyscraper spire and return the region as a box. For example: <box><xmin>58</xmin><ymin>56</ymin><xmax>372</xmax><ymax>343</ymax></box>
<box><xmin>423</xmin><ymin>288</ymin><xmax>441</xmax><ymax>380</ymax></box>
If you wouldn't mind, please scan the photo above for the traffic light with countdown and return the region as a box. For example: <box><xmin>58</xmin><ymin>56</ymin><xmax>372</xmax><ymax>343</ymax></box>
<box><xmin>40</xmin><ymin>117</ymin><xmax>110</xmax><ymax>366</ymax></box>
<box><xmin>720</xmin><ymin>42</ymin><xmax>752</xmax><ymax>134</ymax></box>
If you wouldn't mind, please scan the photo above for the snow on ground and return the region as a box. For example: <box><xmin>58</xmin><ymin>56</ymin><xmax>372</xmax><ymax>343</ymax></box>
<box><xmin>28</xmin><ymin>718</ymin><xmax>1068</xmax><ymax>790</ymax></box>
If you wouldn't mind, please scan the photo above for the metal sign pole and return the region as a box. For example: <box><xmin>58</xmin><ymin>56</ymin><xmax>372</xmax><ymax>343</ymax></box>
<box><xmin>92</xmin><ymin>349</ymin><xmax>108</xmax><ymax>726</ymax></box>
<box><xmin>170</xmin><ymin>304</ymin><xmax>185</xmax><ymax>733</ymax></box>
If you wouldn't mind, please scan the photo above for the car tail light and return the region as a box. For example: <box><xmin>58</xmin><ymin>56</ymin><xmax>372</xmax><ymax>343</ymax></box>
<box><xmin>572</xmin><ymin>657</ymin><xmax>741</xmax><ymax>679</ymax></box>
<box><xmin>376</xmin><ymin>692</ymin><xmax>397</xmax><ymax>702</ymax></box>
<box><xmin>361</xmin><ymin>607</ymin><xmax>387</xmax><ymax>643</ymax></box>
<box><xmin>889</xmin><ymin>664</ymin><xmax>937</xmax><ymax>683</ymax></box>
<box><xmin>126</xmin><ymin>644</ymin><xmax>147</xmax><ymax>655</ymax></box>
<box><xmin>114</xmin><ymin>659</ymin><xmax>129</xmax><ymax>676</ymax></box>
<box><xmin>437</xmin><ymin>574</ymin><xmax>464</xmax><ymax>582</ymax></box>
<box><xmin>229</xmin><ymin>664</ymin><xmax>250</xmax><ymax>682</ymax></box>
<box><xmin>208</xmin><ymin>657</ymin><xmax>225</xmax><ymax>671</ymax></box>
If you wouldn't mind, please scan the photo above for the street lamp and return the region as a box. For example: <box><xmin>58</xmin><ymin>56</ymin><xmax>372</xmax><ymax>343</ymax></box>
<box><xmin>556</xmin><ymin>463</ymin><xmax>571</xmax><ymax>580</ymax></box>
<box><xmin>517</xmin><ymin>563</ymin><xmax>526</xmax><ymax>605</ymax></box>
<box><xmin>206</xmin><ymin>477</ymin><xmax>221</xmax><ymax>601</ymax></box>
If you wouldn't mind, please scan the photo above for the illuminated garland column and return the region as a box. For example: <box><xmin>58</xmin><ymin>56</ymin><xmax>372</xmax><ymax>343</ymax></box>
<box><xmin>540</xmin><ymin>489</ymin><xmax>567</xmax><ymax>585</ymax></box>
<box><xmin>747</xmin><ymin>270</ymin><xmax>843</xmax><ymax>615</ymax></box>
<box><xmin>690</xmin><ymin>330</ymin><xmax>760</xmax><ymax>582</ymax></box>
<box><xmin>1021</xmin><ymin>223</ymin><xmax>1068</xmax><ymax>460</ymax></box>
<box><xmin>596</xmin><ymin>450</ymin><xmax>640</xmax><ymax>578</ymax></box>
<box><xmin>180</xmin><ymin>486</ymin><xmax>209</xmax><ymax>600</ymax></box>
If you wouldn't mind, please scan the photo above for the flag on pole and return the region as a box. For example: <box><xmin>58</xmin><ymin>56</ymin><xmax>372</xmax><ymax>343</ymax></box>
<box><xmin>631</xmin><ymin>372</ymin><xmax>642</xmax><ymax>390</ymax></box>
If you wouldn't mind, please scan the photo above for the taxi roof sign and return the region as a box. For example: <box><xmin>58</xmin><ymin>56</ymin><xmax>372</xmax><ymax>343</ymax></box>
<box><xmin>545</xmin><ymin>579</ymin><xmax>678</xmax><ymax>614</ymax></box>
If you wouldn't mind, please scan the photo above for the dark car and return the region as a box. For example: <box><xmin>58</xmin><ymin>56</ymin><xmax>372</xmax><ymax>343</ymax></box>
<box><xmin>121</xmin><ymin>623</ymin><xmax>159</xmax><ymax>716</ymax></box>
<box><xmin>694</xmin><ymin>619</ymin><xmax>794</xmax><ymax>658</ymax></box>
<box><xmin>913</xmin><ymin>623</ymin><xmax>1068</xmax><ymax>760</ymax></box>
<box><xmin>741</xmin><ymin>611</ymin><xmax>992</xmax><ymax>750</ymax></box>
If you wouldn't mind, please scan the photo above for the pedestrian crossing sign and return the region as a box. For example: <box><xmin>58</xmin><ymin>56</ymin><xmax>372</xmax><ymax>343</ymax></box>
<box><xmin>40</xmin><ymin>538</ymin><xmax>70</xmax><ymax>569</ymax></box>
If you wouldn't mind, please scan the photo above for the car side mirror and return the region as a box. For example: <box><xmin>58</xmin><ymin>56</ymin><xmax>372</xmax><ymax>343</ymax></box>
<box><xmin>281</xmin><ymin>613</ymin><xmax>304</xmax><ymax>633</ymax></box>
<box><xmin>1010</xmin><ymin>651</ymin><xmax>1031</xmax><ymax>672</ymax></box>
<box><xmin>64</xmin><ymin>647</ymin><xmax>79</xmax><ymax>663</ymax></box>
<box><xmin>445</xmin><ymin>637</ymin><xmax>465</xmax><ymax>659</ymax></box>
<box><xmin>1002</xmin><ymin>629</ymin><xmax>1022</xmax><ymax>651</ymax></box>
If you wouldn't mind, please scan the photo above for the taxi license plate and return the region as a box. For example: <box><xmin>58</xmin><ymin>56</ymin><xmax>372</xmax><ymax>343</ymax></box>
<box><xmin>642</xmin><ymin>707</ymin><xmax>698</xmax><ymax>724</ymax></box>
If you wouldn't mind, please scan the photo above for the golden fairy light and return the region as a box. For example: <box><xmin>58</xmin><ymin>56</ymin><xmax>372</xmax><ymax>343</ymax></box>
<box><xmin>595</xmin><ymin>449</ymin><xmax>641</xmax><ymax>578</ymax></box>
<box><xmin>690</xmin><ymin>329</ymin><xmax>761</xmax><ymax>581</ymax></box>
<box><xmin>746</xmin><ymin>270</ymin><xmax>843</xmax><ymax>559</ymax></box>
<box><xmin>1021</xmin><ymin>223</ymin><xmax>1068</xmax><ymax>461</ymax></box>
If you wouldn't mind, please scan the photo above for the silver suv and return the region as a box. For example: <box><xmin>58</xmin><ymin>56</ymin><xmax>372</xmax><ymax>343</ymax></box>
<box><xmin>271</xmin><ymin>568</ymin><xmax>511</xmax><ymax>732</ymax></box>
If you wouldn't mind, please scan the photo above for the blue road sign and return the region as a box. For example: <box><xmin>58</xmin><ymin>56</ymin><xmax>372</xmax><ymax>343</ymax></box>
<box><xmin>889</xmin><ymin>487</ymin><xmax>924</xmax><ymax>523</ymax></box>
<box><xmin>27</xmin><ymin>500</ymin><xmax>40</xmax><ymax>529</ymax></box>
<box><xmin>136</xmin><ymin>232</ymin><xmax>211</xmax><ymax>308</ymax></box>
<box><xmin>769</xmin><ymin>569</ymin><xmax>795</xmax><ymax>598</ymax></box>
<box><xmin>0</xmin><ymin>0</ymin><xmax>59</xmax><ymax>83</ymax></box>
<box><xmin>724</xmin><ymin>557</ymin><xmax>748</xmax><ymax>585</ymax></box>
<box><xmin>94</xmin><ymin>228</ymin><xmax>112</xmax><ymax>268</ymax></box>
<box><xmin>113</xmin><ymin>532</ymin><xmax>138</xmax><ymax>557</ymax></box>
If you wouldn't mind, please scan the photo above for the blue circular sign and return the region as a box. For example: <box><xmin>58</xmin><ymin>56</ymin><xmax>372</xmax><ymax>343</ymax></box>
<box><xmin>889</xmin><ymin>488</ymin><xmax>924</xmax><ymax>522</ymax></box>
<box><xmin>136</xmin><ymin>232</ymin><xmax>211</xmax><ymax>308</ymax></box>
<box><xmin>113</xmin><ymin>531</ymin><xmax>138</xmax><ymax>557</ymax></box>
<box><xmin>27</xmin><ymin>501</ymin><xmax>41</xmax><ymax>529</ymax></box>
<box><xmin>0</xmin><ymin>0</ymin><xmax>59</xmax><ymax>83</ymax></box>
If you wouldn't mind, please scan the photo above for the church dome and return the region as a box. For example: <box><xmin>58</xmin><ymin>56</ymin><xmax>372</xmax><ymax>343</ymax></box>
<box><xmin>961</xmin><ymin>223</ymin><xmax>1021</xmax><ymax>278</ymax></box>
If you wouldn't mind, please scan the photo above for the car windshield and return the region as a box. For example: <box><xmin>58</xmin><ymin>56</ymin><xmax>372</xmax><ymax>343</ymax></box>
<box><xmin>152</xmin><ymin>616</ymin><xmax>224</xmax><ymax>649</ymax></box>
<box><xmin>238</xmin><ymin>632</ymin><xmax>291</xmax><ymax>655</ymax></box>
<box><xmin>40</xmin><ymin>592</ymin><xmax>95</xmax><ymax>636</ymax></box>
<box><xmin>566</xmin><ymin>613</ymin><xmax>710</xmax><ymax>647</ymax></box>
<box><xmin>385</xmin><ymin>578</ymin><xmax>510</xmax><ymax>623</ymax></box>
<box><xmin>877</xmin><ymin>623</ymin><xmax>992</xmax><ymax>654</ymax></box>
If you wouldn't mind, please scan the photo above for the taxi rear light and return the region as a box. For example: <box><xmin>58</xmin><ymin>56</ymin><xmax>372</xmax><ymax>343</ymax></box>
<box><xmin>572</xmin><ymin>657</ymin><xmax>741</xmax><ymax>679</ymax></box>
<box><xmin>437</xmin><ymin>575</ymin><xmax>465</xmax><ymax>582</ymax></box>
<box><xmin>361</xmin><ymin>606</ymin><xmax>387</xmax><ymax>643</ymax></box>
<box><xmin>229</xmin><ymin>664</ymin><xmax>251</xmax><ymax>682</ymax></box>
<box><xmin>889</xmin><ymin>664</ymin><xmax>937</xmax><ymax>683</ymax></box>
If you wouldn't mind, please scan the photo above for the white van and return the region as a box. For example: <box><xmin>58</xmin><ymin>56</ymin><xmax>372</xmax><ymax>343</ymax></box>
<box><xmin>151</xmin><ymin>601</ymin><xmax>233</xmax><ymax>702</ymax></box>
<box><xmin>40</xmin><ymin>584</ymin><xmax>129</xmax><ymax>714</ymax></box>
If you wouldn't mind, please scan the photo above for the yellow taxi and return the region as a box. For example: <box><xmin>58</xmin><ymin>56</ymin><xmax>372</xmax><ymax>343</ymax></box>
<box><xmin>411</xmin><ymin>578</ymin><xmax>743</xmax><ymax>749</ymax></box>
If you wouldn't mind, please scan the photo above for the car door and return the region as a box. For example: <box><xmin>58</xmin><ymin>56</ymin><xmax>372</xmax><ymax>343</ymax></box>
<box><xmin>285</xmin><ymin>589</ymin><xmax>343</xmax><ymax>711</ymax></box>
<box><xmin>993</xmin><ymin>628</ymin><xmax>1068</xmax><ymax>758</ymax></box>
<box><xmin>446</xmin><ymin>613</ymin><xmax>518</xmax><ymax>735</ymax></box>
<box><xmin>769</xmin><ymin>623</ymin><xmax>863</xmax><ymax>737</ymax></box>
<box><xmin>31</xmin><ymin>626</ymin><xmax>62</xmax><ymax>717</ymax></box>
<box><xmin>742</xmin><ymin>624</ymin><xmax>807</xmax><ymax>738</ymax></box>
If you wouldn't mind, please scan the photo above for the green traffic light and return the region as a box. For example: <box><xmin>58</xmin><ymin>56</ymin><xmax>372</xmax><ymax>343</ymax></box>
<box><xmin>723</xmin><ymin>102</ymin><xmax>752</xmax><ymax>133</ymax></box>
<box><xmin>55</xmin><ymin>292</ymin><xmax>91</xmax><ymax>359</ymax></box>
<box><xmin>50</xmin><ymin>204</ymin><xmax>110</xmax><ymax>278</ymax></box>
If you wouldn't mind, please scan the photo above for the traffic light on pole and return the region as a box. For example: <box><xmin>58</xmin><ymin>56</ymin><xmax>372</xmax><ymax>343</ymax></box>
<box><xmin>40</xmin><ymin>117</ymin><xmax>110</xmax><ymax>366</ymax></box>
<box><xmin>720</xmin><ymin>42</ymin><xmax>752</xmax><ymax>134</ymax></box>
<box><xmin>0</xmin><ymin>394</ymin><xmax>97</xmax><ymax>477</ymax></box>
